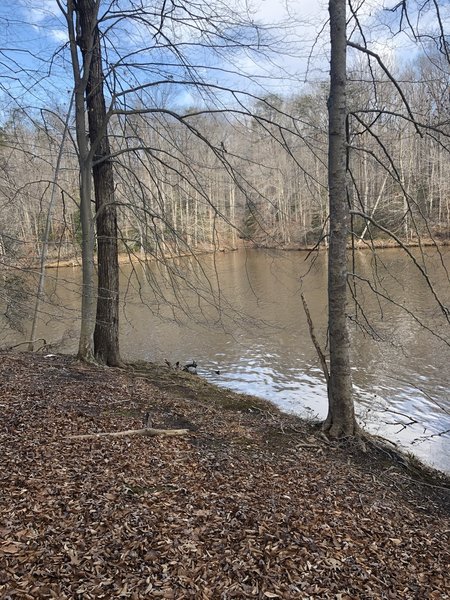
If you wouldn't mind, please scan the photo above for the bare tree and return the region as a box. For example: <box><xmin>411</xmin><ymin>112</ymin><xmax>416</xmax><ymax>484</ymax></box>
<box><xmin>322</xmin><ymin>0</ymin><xmax>356</xmax><ymax>437</ymax></box>
<box><xmin>76</xmin><ymin>0</ymin><xmax>121</xmax><ymax>366</ymax></box>
<box><xmin>55</xmin><ymin>0</ymin><xmax>302</xmax><ymax>362</ymax></box>
<box><xmin>64</xmin><ymin>0</ymin><xmax>97</xmax><ymax>361</ymax></box>
<box><xmin>1</xmin><ymin>2</ymin><xmax>449</xmax><ymax>460</ymax></box>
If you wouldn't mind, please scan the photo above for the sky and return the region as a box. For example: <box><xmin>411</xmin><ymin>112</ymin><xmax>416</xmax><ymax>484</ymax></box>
<box><xmin>0</xmin><ymin>0</ymin><xmax>448</xmax><ymax>122</ymax></box>
<box><xmin>0</xmin><ymin>0</ymin><xmax>325</xmax><ymax>118</ymax></box>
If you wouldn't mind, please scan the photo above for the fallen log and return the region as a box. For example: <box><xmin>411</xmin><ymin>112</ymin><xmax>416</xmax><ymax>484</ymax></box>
<box><xmin>68</xmin><ymin>428</ymin><xmax>189</xmax><ymax>440</ymax></box>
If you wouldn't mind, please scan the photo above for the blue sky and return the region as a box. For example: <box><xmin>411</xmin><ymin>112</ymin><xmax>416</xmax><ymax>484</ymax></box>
<box><xmin>0</xmin><ymin>0</ymin><xmax>329</xmax><ymax>119</ymax></box>
<box><xmin>0</xmin><ymin>1</ymin><xmax>71</xmax><ymax>117</ymax></box>
<box><xmin>0</xmin><ymin>0</ymin><xmax>448</xmax><ymax>124</ymax></box>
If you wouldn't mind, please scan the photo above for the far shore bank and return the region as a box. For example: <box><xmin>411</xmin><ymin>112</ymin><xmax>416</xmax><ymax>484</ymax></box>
<box><xmin>3</xmin><ymin>237</ymin><xmax>448</xmax><ymax>271</ymax></box>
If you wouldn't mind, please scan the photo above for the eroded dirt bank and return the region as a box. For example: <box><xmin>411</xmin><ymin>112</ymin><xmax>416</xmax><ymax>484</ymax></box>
<box><xmin>0</xmin><ymin>352</ymin><xmax>449</xmax><ymax>599</ymax></box>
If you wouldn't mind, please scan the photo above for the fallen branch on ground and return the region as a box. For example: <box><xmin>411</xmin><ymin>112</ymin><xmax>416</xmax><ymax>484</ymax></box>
<box><xmin>3</xmin><ymin>339</ymin><xmax>47</xmax><ymax>351</ymax></box>
<box><xmin>68</xmin><ymin>428</ymin><xmax>189</xmax><ymax>440</ymax></box>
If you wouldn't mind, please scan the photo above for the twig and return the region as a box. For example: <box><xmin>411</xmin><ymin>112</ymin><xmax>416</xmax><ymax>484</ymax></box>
<box><xmin>4</xmin><ymin>339</ymin><xmax>47</xmax><ymax>350</ymax></box>
<box><xmin>385</xmin><ymin>471</ymin><xmax>450</xmax><ymax>492</ymax></box>
<box><xmin>301</xmin><ymin>293</ymin><xmax>330</xmax><ymax>384</ymax></box>
<box><xmin>296</xmin><ymin>442</ymin><xmax>322</xmax><ymax>449</ymax></box>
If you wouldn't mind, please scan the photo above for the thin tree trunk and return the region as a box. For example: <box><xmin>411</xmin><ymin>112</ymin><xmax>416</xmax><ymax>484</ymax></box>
<box><xmin>28</xmin><ymin>93</ymin><xmax>74</xmax><ymax>351</ymax></box>
<box><xmin>78</xmin><ymin>158</ymin><xmax>97</xmax><ymax>361</ymax></box>
<box><xmin>360</xmin><ymin>175</ymin><xmax>388</xmax><ymax>241</ymax></box>
<box><xmin>65</xmin><ymin>0</ymin><xmax>97</xmax><ymax>362</ymax></box>
<box><xmin>78</xmin><ymin>0</ymin><xmax>122</xmax><ymax>366</ymax></box>
<box><xmin>322</xmin><ymin>0</ymin><xmax>356</xmax><ymax>437</ymax></box>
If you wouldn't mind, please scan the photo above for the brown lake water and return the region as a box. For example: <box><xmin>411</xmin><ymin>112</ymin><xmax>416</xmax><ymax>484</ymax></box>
<box><xmin>2</xmin><ymin>248</ymin><xmax>450</xmax><ymax>472</ymax></box>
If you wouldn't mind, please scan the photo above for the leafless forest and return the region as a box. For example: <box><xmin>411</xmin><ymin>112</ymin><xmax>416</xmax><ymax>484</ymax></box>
<box><xmin>1</xmin><ymin>54</ymin><xmax>449</xmax><ymax>264</ymax></box>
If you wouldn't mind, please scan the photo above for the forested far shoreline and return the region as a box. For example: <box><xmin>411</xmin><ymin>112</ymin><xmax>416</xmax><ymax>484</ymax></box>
<box><xmin>1</xmin><ymin>54</ymin><xmax>450</xmax><ymax>267</ymax></box>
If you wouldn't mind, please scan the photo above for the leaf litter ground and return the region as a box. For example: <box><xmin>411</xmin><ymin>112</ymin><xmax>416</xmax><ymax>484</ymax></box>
<box><xmin>0</xmin><ymin>351</ymin><xmax>449</xmax><ymax>599</ymax></box>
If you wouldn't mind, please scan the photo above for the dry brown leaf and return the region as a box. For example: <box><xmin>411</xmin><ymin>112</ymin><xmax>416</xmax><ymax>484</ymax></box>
<box><xmin>1</xmin><ymin>542</ymin><xmax>22</xmax><ymax>554</ymax></box>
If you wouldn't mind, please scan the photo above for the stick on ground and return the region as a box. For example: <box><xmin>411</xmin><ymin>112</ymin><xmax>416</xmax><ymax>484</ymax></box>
<box><xmin>68</xmin><ymin>428</ymin><xmax>189</xmax><ymax>440</ymax></box>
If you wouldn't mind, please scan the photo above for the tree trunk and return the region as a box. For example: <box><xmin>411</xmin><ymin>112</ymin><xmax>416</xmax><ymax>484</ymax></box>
<box><xmin>28</xmin><ymin>94</ymin><xmax>74</xmax><ymax>352</ymax></box>
<box><xmin>65</xmin><ymin>0</ymin><xmax>97</xmax><ymax>362</ymax></box>
<box><xmin>77</xmin><ymin>158</ymin><xmax>97</xmax><ymax>362</ymax></box>
<box><xmin>77</xmin><ymin>0</ymin><xmax>122</xmax><ymax>366</ymax></box>
<box><xmin>323</xmin><ymin>0</ymin><xmax>356</xmax><ymax>437</ymax></box>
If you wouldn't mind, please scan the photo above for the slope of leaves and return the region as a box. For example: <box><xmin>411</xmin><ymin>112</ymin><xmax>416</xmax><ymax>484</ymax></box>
<box><xmin>0</xmin><ymin>351</ymin><xmax>449</xmax><ymax>599</ymax></box>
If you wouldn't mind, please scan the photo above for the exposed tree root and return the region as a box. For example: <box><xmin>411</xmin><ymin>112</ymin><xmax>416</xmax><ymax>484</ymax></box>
<box><xmin>322</xmin><ymin>418</ymin><xmax>363</xmax><ymax>443</ymax></box>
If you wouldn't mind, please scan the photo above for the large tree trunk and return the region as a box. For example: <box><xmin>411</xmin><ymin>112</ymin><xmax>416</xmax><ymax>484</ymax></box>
<box><xmin>77</xmin><ymin>0</ymin><xmax>122</xmax><ymax>366</ymax></box>
<box><xmin>323</xmin><ymin>0</ymin><xmax>356</xmax><ymax>437</ymax></box>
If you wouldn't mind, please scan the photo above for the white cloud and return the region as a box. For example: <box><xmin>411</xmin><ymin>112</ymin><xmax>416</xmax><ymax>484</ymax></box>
<box><xmin>50</xmin><ymin>28</ymin><xmax>68</xmax><ymax>42</ymax></box>
<box><xmin>16</xmin><ymin>0</ymin><xmax>68</xmax><ymax>49</ymax></box>
<box><xmin>23</xmin><ymin>0</ymin><xmax>62</xmax><ymax>26</ymax></box>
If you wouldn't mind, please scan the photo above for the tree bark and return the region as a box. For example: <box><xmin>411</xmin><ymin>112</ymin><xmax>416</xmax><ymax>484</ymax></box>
<box><xmin>77</xmin><ymin>0</ymin><xmax>122</xmax><ymax>366</ymax></box>
<box><xmin>65</xmin><ymin>0</ymin><xmax>97</xmax><ymax>362</ymax></box>
<box><xmin>323</xmin><ymin>0</ymin><xmax>356</xmax><ymax>437</ymax></box>
<box><xmin>77</xmin><ymin>154</ymin><xmax>97</xmax><ymax>362</ymax></box>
